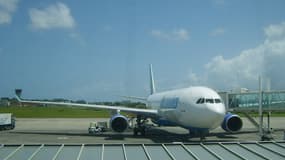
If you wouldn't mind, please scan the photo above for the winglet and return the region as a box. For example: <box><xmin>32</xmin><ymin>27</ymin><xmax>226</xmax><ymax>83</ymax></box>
<box><xmin>15</xmin><ymin>89</ymin><xmax>22</xmax><ymax>102</ymax></box>
<box><xmin>149</xmin><ymin>64</ymin><xmax>156</xmax><ymax>95</ymax></box>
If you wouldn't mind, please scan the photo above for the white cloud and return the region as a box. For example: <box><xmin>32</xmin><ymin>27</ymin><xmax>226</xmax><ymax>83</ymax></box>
<box><xmin>264</xmin><ymin>22</ymin><xmax>285</xmax><ymax>40</ymax></box>
<box><xmin>29</xmin><ymin>2</ymin><xmax>75</xmax><ymax>30</ymax></box>
<box><xmin>199</xmin><ymin>21</ymin><xmax>285</xmax><ymax>90</ymax></box>
<box><xmin>69</xmin><ymin>32</ymin><xmax>86</xmax><ymax>46</ymax></box>
<box><xmin>0</xmin><ymin>0</ymin><xmax>19</xmax><ymax>24</ymax></box>
<box><xmin>212</xmin><ymin>0</ymin><xmax>226</xmax><ymax>6</ymax></box>
<box><xmin>151</xmin><ymin>30</ymin><xmax>164</xmax><ymax>38</ymax></box>
<box><xmin>186</xmin><ymin>70</ymin><xmax>202</xmax><ymax>86</ymax></box>
<box><xmin>0</xmin><ymin>10</ymin><xmax>9</xmax><ymax>23</ymax></box>
<box><xmin>173</xmin><ymin>29</ymin><xmax>189</xmax><ymax>40</ymax></box>
<box><xmin>210</xmin><ymin>28</ymin><xmax>226</xmax><ymax>36</ymax></box>
<box><xmin>0</xmin><ymin>0</ymin><xmax>18</xmax><ymax>12</ymax></box>
<box><xmin>205</xmin><ymin>48</ymin><xmax>265</xmax><ymax>89</ymax></box>
<box><xmin>151</xmin><ymin>28</ymin><xmax>190</xmax><ymax>41</ymax></box>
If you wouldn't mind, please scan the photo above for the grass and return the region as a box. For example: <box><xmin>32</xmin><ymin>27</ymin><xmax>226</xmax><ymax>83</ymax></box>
<box><xmin>0</xmin><ymin>105</ymin><xmax>110</xmax><ymax>118</ymax></box>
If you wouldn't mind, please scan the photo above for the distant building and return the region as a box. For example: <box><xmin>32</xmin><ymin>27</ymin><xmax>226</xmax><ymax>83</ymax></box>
<box><xmin>0</xmin><ymin>97</ymin><xmax>10</xmax><ymax>106</ymax></box>
<box><xmin>231</xmin><ymin>88</ymin><xmax>250</xmax><ymax>93</ymax></box>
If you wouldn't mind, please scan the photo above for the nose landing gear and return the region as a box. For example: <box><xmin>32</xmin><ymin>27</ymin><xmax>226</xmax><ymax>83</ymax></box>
<box><xmin>133</xmin><ymin>115</ymin><xmax>148</xmax><ymax>136</ymax></box>
<box><xmin>189</xmin><ymin>129</ymin><xmax>209</xmax><ymax>141</ymax></box>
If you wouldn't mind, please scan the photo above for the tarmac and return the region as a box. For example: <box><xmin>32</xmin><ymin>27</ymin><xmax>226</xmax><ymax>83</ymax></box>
<box><xmin>0</xmin><ymin>117</ymin><xmax>284</xmax><ymax>144</ymax></box>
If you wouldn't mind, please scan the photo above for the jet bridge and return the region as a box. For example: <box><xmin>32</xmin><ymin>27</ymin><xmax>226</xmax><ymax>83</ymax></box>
<box><xmin>226</xmin><ymin>90</ymin><xmax>285</xmax><ymax>111</ymax></box>
<box><xmin>219</xmin><ymin>90</ymin><xmax>285</xmax><ymax>140</ymax></box>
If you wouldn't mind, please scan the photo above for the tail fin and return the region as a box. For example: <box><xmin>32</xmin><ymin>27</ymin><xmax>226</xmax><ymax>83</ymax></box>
<box><xmin>149</xmin><ymin>64</ymin><xmax>156</xmax><ymax>95</ymax></box>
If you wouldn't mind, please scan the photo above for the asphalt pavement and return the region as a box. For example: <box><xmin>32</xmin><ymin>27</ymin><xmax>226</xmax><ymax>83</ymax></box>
<box><xmin>0</xmin><ymin>117</ymin><xmax>284</xmax><ymax>144</ymax></box>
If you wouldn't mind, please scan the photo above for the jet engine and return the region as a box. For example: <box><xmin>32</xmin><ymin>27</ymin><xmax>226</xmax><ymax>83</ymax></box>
<box><xmin>221</xmin><ymin>113</ymin><xmax>243</xmax><ymax>132</ymax></box>
<box><xmin>110</xmin><ymin>114</ymin><xmax>129</xmax><ymax>132</ymax></box>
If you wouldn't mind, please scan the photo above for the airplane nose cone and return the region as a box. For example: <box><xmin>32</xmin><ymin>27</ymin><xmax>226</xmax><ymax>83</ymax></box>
<box><xmin>213</xmin><ymin>104</ymin><xmax>226</xmax><ymax>116</ymax></box>
<box><xmin>207</xmin><ymin>103</ymin><xmax>226</xmax><ymax>128</ymax></box>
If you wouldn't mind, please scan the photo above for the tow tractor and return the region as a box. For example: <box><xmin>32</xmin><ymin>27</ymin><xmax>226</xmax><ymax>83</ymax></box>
<box><xmin>88</xmin><ymin>121</ymin><xmax>108</xmax><ymax>134</ymax></box>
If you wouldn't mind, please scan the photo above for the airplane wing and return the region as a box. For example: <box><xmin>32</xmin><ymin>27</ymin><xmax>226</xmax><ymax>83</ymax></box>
<box><xmin>15</xmin><ymin>90</ymin><xmax>158</xmax><ymax>115</ymax></box>
<box><xmin>120</xmin><ymin>95</ymin><xmax>148</xmax><ymax>102</ymax></box>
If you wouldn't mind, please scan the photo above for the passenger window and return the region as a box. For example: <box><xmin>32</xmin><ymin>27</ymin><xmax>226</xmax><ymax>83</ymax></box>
<box><xmin>200</xmin><ymin>98</ymin><xmax>205</xmax><ymax>103</ymax></box>
<box><xmin>160</xmin><ymin>97</ymin><xmax>179</xmax><ymax>108</ymax></box>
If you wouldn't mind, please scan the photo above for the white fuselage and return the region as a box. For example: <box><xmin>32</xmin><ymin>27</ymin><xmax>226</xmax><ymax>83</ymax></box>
<box><xmin>146</xmin><ymin>86</ymin><xmax>226</xmax><ymax>130</ymax></box>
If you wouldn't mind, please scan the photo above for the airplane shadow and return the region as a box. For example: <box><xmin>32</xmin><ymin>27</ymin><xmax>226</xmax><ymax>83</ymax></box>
<box><xmin>11</xmin><ymin>128</ymin><xmax>262</xmax><ymax>143</ymax></box>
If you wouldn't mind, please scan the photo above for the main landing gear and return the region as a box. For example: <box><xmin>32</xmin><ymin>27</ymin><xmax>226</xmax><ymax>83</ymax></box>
<box><xmin>133</xmin><ymin>115</ymin><xmax>148</xmax><ymax>136</ymax></box>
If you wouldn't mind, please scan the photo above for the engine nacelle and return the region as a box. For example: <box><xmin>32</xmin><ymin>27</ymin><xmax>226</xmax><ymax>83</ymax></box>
<box><xmin>110</xmin><ymin>114</ymin><xmax>129</xmax><ymax>132</ymax></box>
<box><xmin>221</xmin><ymin>113</ymin><xmax>243</xmax><ymax>132</ymax></box>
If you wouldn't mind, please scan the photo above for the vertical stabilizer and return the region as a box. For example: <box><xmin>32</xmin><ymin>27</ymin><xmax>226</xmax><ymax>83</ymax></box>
<box><xmin>149</xmin><ymin>64</ymin><xmax>156</xmax><ymax>95</ymax></box>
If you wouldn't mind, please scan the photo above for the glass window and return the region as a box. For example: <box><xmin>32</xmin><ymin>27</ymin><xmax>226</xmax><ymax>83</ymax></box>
<box><xmin>196</xmin><ymin>98</ymin><xmax>205</xmax><ymax>104</ymax></box>
<box><xmin>206</xmin><ymin>99</ymin><xmax>214</xmax><ymax>103</ymax></box>
<box><xmin>160</xmin><ymin>97</ymin><xmax>179</xmax><ymax>108</ymax></box>
<box><xmin>215</xmin><ymin>99</ymin><xmax>222</xmax><ymax>103</ymax></box>
<box><xmin>196</xmin><ymin>98</ymin><xmax>202</xmax><ymax>104</ymax></box>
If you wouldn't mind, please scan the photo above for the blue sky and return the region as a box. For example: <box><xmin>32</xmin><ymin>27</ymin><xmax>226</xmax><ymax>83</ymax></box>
<box><xmin>1</xmin><ymin>0</ymin><xmax>285</xmax><ymax>101</ymax></box>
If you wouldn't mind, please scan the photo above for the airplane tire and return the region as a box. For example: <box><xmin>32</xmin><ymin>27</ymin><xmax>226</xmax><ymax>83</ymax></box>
<box><xmin>141</xmin><ymin>128</ymin><xmax>145</xmax><ymax>136</ymax></box>
<box><xmin>133</xmin><ymin>127</ymin><xmax>146</xmax><ymax>136</ymax></box>
<box><xmin>142</xmin><ymin>126</ymin><xmax>147</xmax><ymax>136</ymax></box>
<box><xmin>133</xmin><ymin>128</ymin><xmax>138</xmax><ymax>136</ymax></box>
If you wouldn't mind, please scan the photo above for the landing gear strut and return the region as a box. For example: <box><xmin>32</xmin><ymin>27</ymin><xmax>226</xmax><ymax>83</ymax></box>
<box><xmin>189</xmin><ymin>129</ymin><xmax>209</xmax><ymax>141</ymax></box>
<box><xmin>133</xmin><ymin>115</ymin><xmax>147</xmax><ymax>136</ymax></box>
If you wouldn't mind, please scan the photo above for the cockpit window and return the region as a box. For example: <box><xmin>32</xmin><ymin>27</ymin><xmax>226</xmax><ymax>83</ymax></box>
<box><xmin>215</xmin><ymin>99</ymin><xmax>222</xmax><ymax>103</ymax></box>
<box><xmin>206</xmin><ymin>99</ymin><xmax>214</xmax><ymax>103</ymax></box>
<box><xmin>197</xmin><ymin>98</ymin><xmax>222</xmax><ymax>104</ymax></box>
<box><xmin>196</xmin><ymin>98</ymin><xmax>205</xmax><ymax>104</ymax></box>
<box><xmin>196</xmin><ymin>98</ymin><xmax>201</xmax><ymax>104</ymax></box>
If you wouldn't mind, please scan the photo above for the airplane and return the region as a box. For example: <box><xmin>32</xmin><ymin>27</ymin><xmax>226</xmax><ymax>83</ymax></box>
<box><xmin>15</xmin><ymin>64</ymin><xmax>243</xmax><ymax>138</ymax></box>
